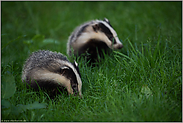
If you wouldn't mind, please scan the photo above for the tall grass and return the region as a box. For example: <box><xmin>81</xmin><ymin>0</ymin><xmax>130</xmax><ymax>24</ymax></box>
<box><xmin>1</xmin><ymin>1</ymin><xmax>182</xmax><ymax>122</ymax></box>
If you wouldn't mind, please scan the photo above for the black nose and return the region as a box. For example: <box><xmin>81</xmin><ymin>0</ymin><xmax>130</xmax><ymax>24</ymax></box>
<box><xmin>118</xmin><ymin>44</ymin><xmax>123</xmax><ymax>49</ymax></box>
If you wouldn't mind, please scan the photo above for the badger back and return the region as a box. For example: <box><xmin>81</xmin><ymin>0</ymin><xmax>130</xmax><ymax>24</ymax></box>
<box><xmin>67</xmin><ymin>18</ymin><xmax>123</xmax><ymax>58</ymax></box>
<box><xmin>22</xmin><ymin>50</ymin><xmax>82</xmax><ymax>98</ymax></box>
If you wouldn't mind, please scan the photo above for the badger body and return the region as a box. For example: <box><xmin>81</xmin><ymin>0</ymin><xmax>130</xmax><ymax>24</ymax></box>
<box><xmin>67</xmin><ymin>18</ymin><xmax>123</xmax><ymax>63</ymax></box>
<box><xmin>22</xmin><ymin>50</ymin><xmax>82</xmax><ymax>98</ymax></box>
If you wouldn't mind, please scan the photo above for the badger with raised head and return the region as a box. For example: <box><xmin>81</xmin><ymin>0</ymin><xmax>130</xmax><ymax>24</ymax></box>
<box><xmin>22</xmin><ymin>50</ymin><xmax>82</xmax><ymax>98</ymax></box>
<box><xmin>67</xmin><ymin>18</ymin><xmax>123</xmax><ymax>63</ymax></box>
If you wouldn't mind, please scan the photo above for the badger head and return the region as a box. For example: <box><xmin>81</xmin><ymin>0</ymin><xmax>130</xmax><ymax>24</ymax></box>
<box><xmin>92</xmin><ymin>18</ymin><xmax>123</xmax><ymax>49</ymax></box>
<box><xmin>71</xmin><ymin>18</ymin><xmax>123</xmax><ymax>54</ymax></box>
<box><xmin>59</xmin><ymin>60</ymin><xmax>82</xmax><ymax>98</ymax></box>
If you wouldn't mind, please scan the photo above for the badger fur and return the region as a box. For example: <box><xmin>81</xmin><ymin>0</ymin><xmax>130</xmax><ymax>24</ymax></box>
<box><xmin>22</xmin><ymin>50</ymin><xmax>82</xmax><ymax>98</ymax></box>
<box><xmin>67</xmin><ymin>18</ymin><xmax>123</xmax><ymax>63</ymax></box>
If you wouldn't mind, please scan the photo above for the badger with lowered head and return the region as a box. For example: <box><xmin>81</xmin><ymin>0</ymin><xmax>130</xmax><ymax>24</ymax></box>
<box><xmin>67</xmin><ymin>18</ymin><xmax>123</xmax><ymax>63</ymax></box>
<box><xmin>22</xmin><ymin>50</ymin><xmax>82</xmax><ymax>98</ymax></box>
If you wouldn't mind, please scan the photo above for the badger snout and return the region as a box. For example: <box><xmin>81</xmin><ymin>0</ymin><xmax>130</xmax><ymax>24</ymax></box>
<box><xmin>79</xmin><ymin>94</ymin><xmax>83</xmax><ymax>99</ymax></box>
<box><xmin>112</xmin><ymin>43</ymin><xmax>123</xmax><ymax>50</ymax></box>
<box><xmin>72</xmin><ymin>88</ymin><xmax>83</xmax><ymax>99</ymax></box>
<box><xmin>74</xmin><ymin>92</ymin><xmax>83</xmax><ymax>99</ymax></box>
<box><xmin>117</xmin><ymin>44</ymin><xmax>123</xmax><ymax>49</ymax></box>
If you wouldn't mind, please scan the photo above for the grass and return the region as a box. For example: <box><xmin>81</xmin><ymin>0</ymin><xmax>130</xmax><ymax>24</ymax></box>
<box><xmin>1</xmin><ymin>1</ymin><xmax>182</xmax><ymax>122</ymax></box>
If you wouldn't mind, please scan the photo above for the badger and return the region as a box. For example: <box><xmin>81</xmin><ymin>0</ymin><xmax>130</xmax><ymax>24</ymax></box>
<box><xmin>21</xmin><ymin>50</ymin><xmax>82</xmax><ymax>98</ymax></box>
<box><xmin>67</xmin><ymin>18</ymin><xmax>123</xmax><ymax>63</ymax></box>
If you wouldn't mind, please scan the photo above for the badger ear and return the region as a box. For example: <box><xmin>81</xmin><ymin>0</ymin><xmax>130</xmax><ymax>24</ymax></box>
<box><xmin>103</xmin><ymin>18</ymin><xmax>110</xmax><ymax>25</ymax></box>
<box><xmin>74</xmin><ymin>60</ymin><xmax>78</xmax><ymax>67</ymax></box>
<box><xmin>103</xmin><ymin>18</ymin><xmax>109</xmax><ymax>22</ymax></box>
<box><xmin>92</xmin><ymin>24</ymin><xmax>99</xmax><ymax>32</ymax></box>
<box><xmin>60</xmin><ymin>66</ymin><xmax>70</xmax><ymax>74</ymax></box>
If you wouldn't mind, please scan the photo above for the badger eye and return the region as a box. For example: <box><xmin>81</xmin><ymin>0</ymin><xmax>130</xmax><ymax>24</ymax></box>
<box><xmin>109</xmin><ymin>36</ymin><xmax>113</xmax><ymax>40</ymax></box>
<box><xmin>109</xmin><ymin>37</ymin><xmax>116</xmax><ymax>44</ymax></box>
<box><xmin>72</xmin><ymin>85</ymin><xmax>77</xmax><ymax>91</ymax></box>
<box><xmin>72</xmin><ymin>85</ymin><xmax>76</xmax><ymax>89</ymax></box>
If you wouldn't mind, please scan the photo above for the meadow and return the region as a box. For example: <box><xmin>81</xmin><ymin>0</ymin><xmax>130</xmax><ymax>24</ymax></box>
<box><xmin>1</xmin><ymin>1</ymin><xmax>182</xmax><ymax>121</ymax></box>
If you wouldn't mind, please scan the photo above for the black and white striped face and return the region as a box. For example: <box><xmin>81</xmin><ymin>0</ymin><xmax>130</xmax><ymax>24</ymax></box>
<box><xmin>93</xmin><ymin>18</ymin><xmax>123</xmax><ymax>49</ymax></box>
<box><xmin>60</xmin><ymin>61</ymin><xmax>82</xmax><ymax>98</ymax></box>
<box><xmin>21</xmin><ymin>50</ymin><xmax>83</xmax><ymax>98</ymax></box>
<box><xmin>70</xmin><ymin>18</ymin><xmax>123</xmax><ymax>53</ymax></box>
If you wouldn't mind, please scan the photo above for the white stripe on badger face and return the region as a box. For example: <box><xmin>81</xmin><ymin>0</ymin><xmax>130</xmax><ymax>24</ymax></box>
<box><xmin>73</xmin><ymin>31</ymin><xmax>113</xmax><ymax>50</ymax></box>
<box><xmin>32</xmin><ymin>69</ymin><xmax>73</xmax><ymax>95</ymax></box>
